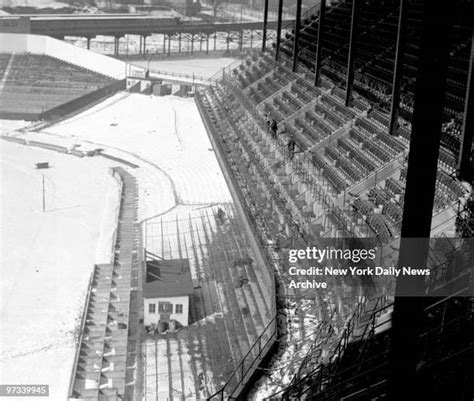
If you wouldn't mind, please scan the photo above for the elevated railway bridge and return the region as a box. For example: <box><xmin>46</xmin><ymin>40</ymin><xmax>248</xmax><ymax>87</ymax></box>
<box><xmin>0</xmin><ymin>15</ymin><xmax>294</xmax><ymax>55</ymax></box>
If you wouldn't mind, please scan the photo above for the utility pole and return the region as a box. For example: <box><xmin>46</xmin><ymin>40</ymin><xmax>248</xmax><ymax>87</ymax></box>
<box><xmin>42</xmin><ymin>173</ymin><xmax>45</xmax><ymax>213</ymax></box>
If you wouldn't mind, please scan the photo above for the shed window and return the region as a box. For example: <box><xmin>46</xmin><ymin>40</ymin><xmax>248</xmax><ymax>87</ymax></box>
<box><xmin>148</xmin><ymin>303</ymin><xmax>156</xmax><ymax>314</ymax></box>
<box><xmin>175</xmin><ymin>304</ymin><xmax>183</xmax><ymax>314</ymax></box>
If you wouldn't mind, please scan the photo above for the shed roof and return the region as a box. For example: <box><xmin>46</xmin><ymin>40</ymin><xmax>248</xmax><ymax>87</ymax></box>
<box><xmin>143</xmin><ymin>258</ymin><xmax>194</xmax><ymax>298</ymax></box>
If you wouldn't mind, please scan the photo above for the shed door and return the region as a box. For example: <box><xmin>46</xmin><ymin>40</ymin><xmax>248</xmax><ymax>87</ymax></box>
<box><xmin>158</xmin><ymin>301</ymin><xmax>173</xmax><ymax>322</ymax></box>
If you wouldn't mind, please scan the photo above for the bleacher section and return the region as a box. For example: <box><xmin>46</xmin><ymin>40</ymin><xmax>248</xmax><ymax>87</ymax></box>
<box><xmin>276</xmin><ymin>234</ymin><xmax>473</xmax><ymax>400</ymax></box>
<box><xmin>194</xmin><ymin>3</ymin><xmax>472</xmax><ymax>391</ymax></box>
<box><xmin>197</xmin><ymin>52</ymin><xmax>469</xmax><ymax>246</ymax></box>
<box><xmin>279</xmin><ymin>0</ymin><xmax>470</xmax><ymax>154</ymax></box>
<box><xmin>143</xmin><ymin>205</ymin><xmax>275</xmax><ymax>400</ymax></box>
<box><xmin>69</xmin><ymin>168</ymin><xmax>140</xmax><ymax>401</ymax></box>
<box><xmin>0</xmin><ymin>53</ymin><xmax>115</xmax><ymax>118</ymax></box>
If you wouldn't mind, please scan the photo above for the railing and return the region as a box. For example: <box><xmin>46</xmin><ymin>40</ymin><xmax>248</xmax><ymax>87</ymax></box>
<box><xmin>293</xmin><ymin>303</ymin><xmax>394</xmax><ymax>400</ymax></box>
<box><xmin>145</xmin><ymin>249</ymin><xmax>165</xmax><ymax>261</ymax></box>
<box><xmin>284</xmin><ymin>2</ymin><xmax>322</xmax><ymax>32</ymax></box>
<box><xmin>204</xmin><ymin>48</ymin><xmax>258</xmax><ymax>86</ymax></box>
<box><xmin>148</xmin><ymin>68</ymin><xmax>209</xmax><ymax>85</ymax></box>
<box><xmin>264</xmin><ymin>298</ymin><xmax>367</xmax><ymax>400</ymax></box>
<box><xmin>207</xmin><ymin>316</ymin><xmax>278</xmax><ymax>400</ymax></box>
<box><xmin>426</xmin><ymin>236</ymin><xmax>474</xmax><ymax>295</ymax></box>
<box><xmin>271</xmin><ymin>297</ymin><xmax>393</xmax><ymax>400</ymax></box>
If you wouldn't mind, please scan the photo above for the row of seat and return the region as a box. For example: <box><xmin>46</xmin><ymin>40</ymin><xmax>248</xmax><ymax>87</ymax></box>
<box><xmin>313</xmin><ymin>152</ymin><xmax>349</xmax><ymax>193</ymax></box>
<box><xmin>352</xmin><ymin>198</ymin><xmax>393</xmax><ymax>243</ymax></box>
<box><xmin>276</xmin><ymin>0</ymin><xmax>470</xmax><ymax>156</ymax></box>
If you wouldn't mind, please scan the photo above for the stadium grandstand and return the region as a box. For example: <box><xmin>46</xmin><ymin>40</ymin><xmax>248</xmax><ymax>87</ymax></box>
<box><xmin>194</xmin><ymin>0</ymin><xmax>473</xmax><ymax>399</ymax></box>
<box><xmin>0</xmin><ymin>0</ymin><xmax>473</xmax><ymax>400</ymax></box>
<box><xmin>0</xmin><ymin>54</ymin><xmax>117</xmax><ymax>119</ymax></box>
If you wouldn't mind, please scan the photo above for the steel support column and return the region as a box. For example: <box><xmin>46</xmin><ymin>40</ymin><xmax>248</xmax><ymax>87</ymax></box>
<box><xmin>143</xmin><ymin>35</ymin><xmax>147</xmax><ymax>54</ymax></box>
<box><xmin>262</xmin><ymin>0</ymin><xmax>269</xmax><ymax>52</ymax></box>
<box><xmin>168</xmin><ymin>34</ymin><xmax>171</xmax><ymax>55</ymax></box>
<box><xmin>389</xmin><ymin>0</ymin><xmax>408</xmax><ymax>135</ymax></box>
<box><xmin>292</xmin><ymin>0</ymin><xmax>303</xmax><ymax>72</ymax></box>
<box><xmin>314</xmin><ymin>0</ymin><xmax>326</xmax><ymax>86</ymax></box>
<box><xmin>178</xmin><ymin>32</ymin><xmax>182</xmax><ymax>52</ymax></box>
<box><xmin>206</xmin><ymin>34</ymin><xmax>209</xmax><ymax>54</ymax></box>
<box><xmin>390</xmin><ymin>2</ymin><xmax>457</xmax><ymax>400</ymax></box>
<box><xmin>114</xmin><ymin>36</ymin><xmax>120</xmax><ymax>56</ymax></box>
<box><xmin>345</xmin><ymin>0</ymin><xmax>360</xmax><ymax>106</ymax></box>
<box><xmin>214</xmin><ymin>32</ymin><xmax>217</xmax><ymax>51</ymax></box>
<box><xmin>275</xmin><ymin>0</ymin><xmax>284</xmax><ymax>61</ymax></box>
<box><xmin>457</xmin><ymin>31</ymin><xmax>474</xmax><ymax>182</ymax></box>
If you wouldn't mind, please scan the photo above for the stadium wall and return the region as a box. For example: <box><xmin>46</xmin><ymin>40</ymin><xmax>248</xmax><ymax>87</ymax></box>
<box><xmin>41</xmin><ymin>79</ymin><xmax>126</xmax><ymax>121</ymax></box>
<box><xmin>0</xmin><ymin>79</ymin><xmax>126</xmax><ymax>121</ymax></box>
<box><xmin>0</xmin><ymin>111</ymin><xmax>42</xmax><ymax>121</ymax></box>
<box><xmin>0</xmin><ymin>33</ymin><xmax>145</xmax><ymax>79</ymax></box>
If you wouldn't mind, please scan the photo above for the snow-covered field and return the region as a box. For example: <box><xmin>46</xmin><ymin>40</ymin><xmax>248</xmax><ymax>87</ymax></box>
<box><xmin>36</xmin><ymin>92</ymin><xmax>233</xmax><ymax>220</ymax></box>
<box><xmin>0</xmin><ymin>87</ymin><xmax>234</xmax><ymax>397</ymax></box>
<box><xmin>0</xmin><ymin>141</ymin><xmax>120</xmax><ymax>399</ymax></box>
<box><xmin>0</xmin><ymin>120</ymin><xmax>32</xmax><ymax>135</ymax></box>
<box><xmin>1</xmin><ymin>0</ymin><xmax>69</xmax><ymax>8</ymax></box>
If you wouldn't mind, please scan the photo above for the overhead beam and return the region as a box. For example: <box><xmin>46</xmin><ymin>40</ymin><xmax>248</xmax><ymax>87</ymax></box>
<box><xmin>262</xmin><ymin>0</ymin><xmax>269</xmax><ymax>52</ymax></box>
<box><xmin>389</xmin><ymin>0</ymin><xmax>408</xmax><ymax>135</ymax></box>
<box><xmin>345</xmin><ymin>0</ymin><xmax>360</xmax><ymax>106</ymax></box>
<box><xmin>314</xmin><ymin>0</ymin><xmax>326</xmax><ymax>86</ymax></box>
<box><xmin>275</xmin><ymin>0</ymin><xmax>284</xmax><ymax>61</ymax></box>
<box><xmin>292</xmin><ymin>0</ymin><xmax>303</xmax><ymax>72</ymax></box>
<box><xmin>457</xmin><ymin>31</ymin><xmax>474</xmax><ymax>182</ymax></box>
<box><xmin>390</xmin><ymin>1</ymin><xmax>457</xmax><ymax>400</ymax></box>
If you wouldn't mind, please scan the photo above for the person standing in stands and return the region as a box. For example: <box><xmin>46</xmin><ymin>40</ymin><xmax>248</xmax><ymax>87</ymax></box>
<box><xmin>287</xmin><ymin>134</ymin><xmax>297</xmax><ymax>160</ymax></box>
<box><xmin>270</xmin><ymin>119</ymin><xmax>278</xmax><ymax>139</ymax></box>
<box><xmin>264</xmin><ymin>113</ymin><xmax>271</xmax><ymax>128</ymax></box>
